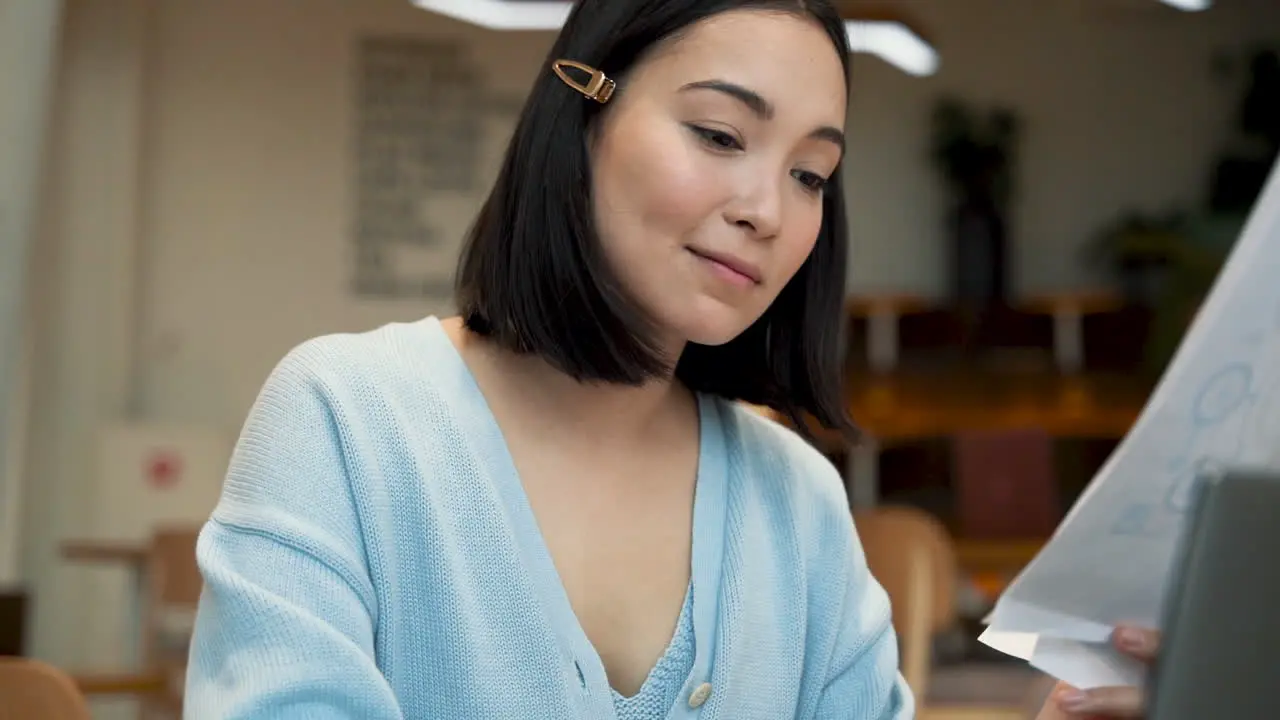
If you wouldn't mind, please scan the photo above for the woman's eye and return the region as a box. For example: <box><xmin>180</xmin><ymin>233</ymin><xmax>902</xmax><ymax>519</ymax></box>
<box><xmin>792</xmin><ymin>170</ymin><xmax>829</xmax><ymax>193</ymax></box>
<box><xmin>688</xmin><ymin>123</ymin><xmax>827</xmax><ymax>193</ymax></box>
<box><xmin>689</xmin><ymin>125</ymin><xmax>743</xmax><ymax>151</ymax></box>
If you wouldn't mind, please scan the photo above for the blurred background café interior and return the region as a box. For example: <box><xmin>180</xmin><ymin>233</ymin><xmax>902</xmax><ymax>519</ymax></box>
<box><xmin>2</xmin><ymin>0</ymin><xmax>1278</xmax><ymax>717</ymax></box>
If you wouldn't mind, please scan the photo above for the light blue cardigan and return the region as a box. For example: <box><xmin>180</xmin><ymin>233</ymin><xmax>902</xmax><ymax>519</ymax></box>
<box><xmin>183</xmin><ymin>317</ymin><xmax>913</xmax><ymax>719</ymax></box>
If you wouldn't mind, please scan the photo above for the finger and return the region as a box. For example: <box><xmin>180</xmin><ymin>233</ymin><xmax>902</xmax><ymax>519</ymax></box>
<box><xmin>1034</xmin><ymin>682</ymin><xmax>1074</xmax><ymax>719</ymax></box>
<box><xmin>1112</xmin><ymin>624</ymin><xmax>1161</xmax><ymax>661</ymax></box>
<box><xmin>1037</xmin><ymin>683</ymin><xmax>1111</xmax><ymax>720</ymax></box>
<box><xmin>1057</xmin><ymin>685</ymin><xmax>1145</xmax><ymax>718</ymax></box>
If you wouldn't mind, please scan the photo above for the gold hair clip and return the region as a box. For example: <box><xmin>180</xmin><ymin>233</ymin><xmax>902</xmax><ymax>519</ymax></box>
<box><xmin>551</xmin><ymin>59</ymin><xmax>616</xmax><ymax>104</ymax></box>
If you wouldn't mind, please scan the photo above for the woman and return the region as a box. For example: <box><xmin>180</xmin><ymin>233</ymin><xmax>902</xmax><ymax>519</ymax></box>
<box><xmin>186</xmin><ymin>2</ymin><xmax>901</xmax><ymax>717</ymax></box>
<box><xmin>183</xmin><ymin>0</ymin><xmax>1147</xmax><ymax>717</ymax></box>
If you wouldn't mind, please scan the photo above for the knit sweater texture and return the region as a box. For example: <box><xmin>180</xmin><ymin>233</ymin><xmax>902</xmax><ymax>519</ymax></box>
<box><xmin>612</xmin><ymin>584</ymin><xmax>694</xmax><ymax>719</ymax></box>
<box><xmin>183</xmin><ymin>316</ymin><xmax>913</xmax><ymax>719</ymax></box>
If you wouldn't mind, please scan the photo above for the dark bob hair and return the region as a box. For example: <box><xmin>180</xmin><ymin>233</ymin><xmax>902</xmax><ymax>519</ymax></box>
<box><xmin>456</xmin><ymin>0</ymin><xmax>856</xmax><ymax>437</ymax></box>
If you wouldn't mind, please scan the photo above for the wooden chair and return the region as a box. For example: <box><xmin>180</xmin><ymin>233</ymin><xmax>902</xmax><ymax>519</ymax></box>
<box><xmin>73</xmin><ymin>526</ymin><xmax>202</xmax><ymax>718</ymax></box>
<box><xmin>0</xmin><ymin>657</ymin><xmax>91</xmax><ymax>720</ymax></box>
<box><xmin>854</xmin><ymin>506</ymin><xmax>1043</xmax><ymax>719</ymax></box>
<box><xmin>854</xmin><ymin>506</ymin><xmax>957</xmax><ymax>695</ymax></box>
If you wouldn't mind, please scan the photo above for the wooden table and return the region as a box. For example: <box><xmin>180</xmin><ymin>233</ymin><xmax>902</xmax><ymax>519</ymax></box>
<box><xmin>955</xmin><ymin>538</ymin><xmax>1046</xmax><ymax>574</ymax></box>
<box><xmin>1019</xmin><ymin>291</ymin><xmax>1125</xmax><ymax>373</ymax></box>
<box><xmin>954</xmin><ymin>538</ymin><xmax>1049</xmax><ymax>601</ymax></box>
<box><xmin>61</xmin><ymin>540</ymin><xmax>148</xmax><ymax>566</ymax></box>
<box><xmin>61</xmin><ymin>540</ymin><xmax>150</xmax><ymax>670</ymax></box>
<box><xmin>798</xmin><ymin>369</ymin><xmax>1149</xmax><ymax>507</ymax></box>
<box><xmin>849</xmin><ymin>369</ymin><xmax>1145</xmax><ymax>442</ymax></box>
<box><xmin>61</xmin><ymin>539</ymin><xmax>188</xmax><ymax>712</ymax></box>
<box><xmin>846</xmin><ymin>294</ymin><xmax>935</xmax><ymax>372</ymax></box>
<box><xmin>799</xmin><ymin>369</ymin><xmax>1147</xmax><ymax>451</ymax></box>
<box><xmin>844</xmin><ymin>370</ymin><xmax>1142</xmax><ymax>585</ymax></box>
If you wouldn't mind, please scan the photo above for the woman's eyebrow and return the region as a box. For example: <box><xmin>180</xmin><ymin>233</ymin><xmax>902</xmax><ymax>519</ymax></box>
<box><xmin>679</xmin><ymin>79</ymin><xmax>845</xmax><ymax>150</ymax></box>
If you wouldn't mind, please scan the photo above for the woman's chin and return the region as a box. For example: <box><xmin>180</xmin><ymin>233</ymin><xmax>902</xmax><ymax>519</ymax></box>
<box><xmin>670</xmin><ymin>309</ymin><xmax>758</xmax><ymax>348</ymax></box>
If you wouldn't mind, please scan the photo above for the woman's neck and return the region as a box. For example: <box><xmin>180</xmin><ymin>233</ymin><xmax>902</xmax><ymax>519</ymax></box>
<box><xmin>444</xmin><ymin>316</ymin><xmax>693</xmax><ymax>445</ymax></box>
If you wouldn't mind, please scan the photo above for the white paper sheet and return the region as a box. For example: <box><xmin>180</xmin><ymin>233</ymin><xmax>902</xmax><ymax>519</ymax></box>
<box><xmin>981</xmin><ymin>156</ymin><xmax>1280</xmax><ymax>689</ymax></box>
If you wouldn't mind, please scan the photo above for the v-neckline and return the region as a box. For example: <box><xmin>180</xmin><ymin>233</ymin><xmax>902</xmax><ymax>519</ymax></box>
<box><xmin>612</xmin><ymin>582</ymin><xmax>694</xmax><ymax>705</ymax></box>
<box><xmin>422</xmin><ymin>316</ymin><xmax>728</xmax><ymax>713</ymax></box>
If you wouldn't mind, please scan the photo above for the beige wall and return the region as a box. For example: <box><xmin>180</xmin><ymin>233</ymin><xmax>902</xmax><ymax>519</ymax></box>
<box><xmin>0</xmin><ymin>0</ymin><xmax>63</xmax><ymax>587</ymax></box>
<box><xmin>117</xmin><ymin>0</ymin><xmax>1280</xmax><ymax>429</ymax></box>
<box><xmin>845</xmin><ymin>0</ymin><xmax>1279</xmax><ymax>293</ymax></box>
<box><xmin>137</xmin><ymin>0</ymin><xmax>548</xmax><ymax>427</ymax></box>
<box><xmin>21</xmin><ymin>0</ymin><xmax>154</xmax><ymax>678</ymax></box>
<box><xmin>17</xmin><ymin>0</ymin><xmax>1280</xmax><ymax>669</ymax></box>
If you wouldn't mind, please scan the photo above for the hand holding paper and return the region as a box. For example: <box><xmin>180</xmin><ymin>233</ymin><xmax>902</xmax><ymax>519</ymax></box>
<box><xmin>981</xmin><ymin>156</ymin><xmax>1280</xmax><ymax>690</ymax></box>
<box><xmin>1033</xmin><ymin>627</ymin><xmax>1158</xmax><ymax>718</ymax></box>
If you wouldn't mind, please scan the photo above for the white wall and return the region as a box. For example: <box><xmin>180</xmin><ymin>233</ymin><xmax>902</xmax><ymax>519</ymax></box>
<box><xmin>0</xmin><ymin>0</ymin><xmax>63</xmax><ymax>587</ymax></box>
<box><xmin>20</xmin><ymin>0</ymin><xmax>551</xmax><ymax>671</ymax></box>
<box><xmin>21</xmin><ymin>0</ymin><xmax>155</xmax><ymax>675</ymax></box>
<box><xmin>845</xmin><ymin>0</ymin><xmax>1280</xmax><ymax>294</ymax></box>
<box><xmin>130</xmin><ymin>0</ymin><xmax>1280</xmax><ymax>429</ymax></box>
<box><xmin>136</xmin><ymin>0</ymin><xmax>549</xmax><ymax>426</ymax></box>
<box><xmin>18</xmin><ymin>0</ymin><xmax>1280</xmax><ymax>669</ymax></box>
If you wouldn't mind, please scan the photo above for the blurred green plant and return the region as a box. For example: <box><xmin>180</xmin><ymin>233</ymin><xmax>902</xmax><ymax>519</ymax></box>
<box><xmin>1085</xmin><ymin>45</ymin><xmax>1278</xmax><ymax>377</ymax></box>
<box><xmin>930</xmin><ymin>98</ymin><xmax>1021</xmax><ymax>321</ymax></box>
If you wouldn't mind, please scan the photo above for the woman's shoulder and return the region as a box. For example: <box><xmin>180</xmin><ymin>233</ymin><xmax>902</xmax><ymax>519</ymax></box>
<box><xmin>713</xmin><ymin>399</ymin><xmax>851</xmax><ymax>528</ymax></box>
<box><xmin>218</xmin><ymin>316</ymin><xmax>464</xmax><ymax>524</ymax></box>
<box><xmin>264</xmin><ymin>316</ymin><xmax>455</xmax><ymax>401</ymax></box>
